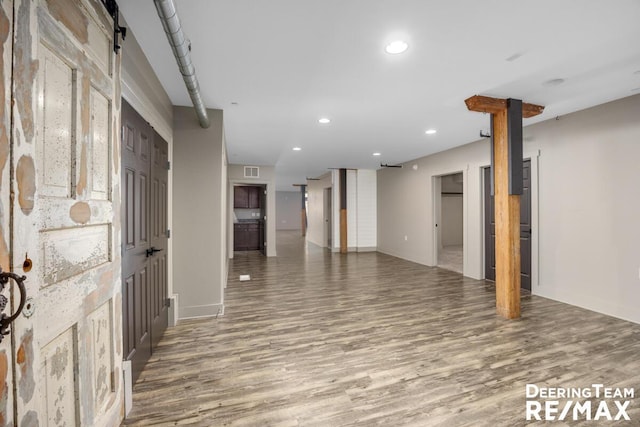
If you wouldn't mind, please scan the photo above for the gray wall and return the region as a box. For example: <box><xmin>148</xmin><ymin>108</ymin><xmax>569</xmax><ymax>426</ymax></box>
<box><xmin>276</xmin><ymin>191</ymin><xmax>302</xmax><ymax>230</ymax></box>
<box><xmin>377</xmin><ymin>94</ymin><xmax>640</xmax><ymax>324</ymax></box>
<box><xmin>440</xmin><ymin>173</ymin><xmax>464</xmax><ymax>247</ymax></box>
<box><xmin>120</xmin><ymin>15</ymin><xmax>173</xmax><ymax>143</ymax></box>
<box><xmin>441</xmin><ymin>195</ymin><xmax>463</xmax><ymax>247</ymax></box>
<box><xmin>120</xmin><ymin>21</ymin><xmax>179</xmax><ymax>322</ymax></box>
<box><xmin>173</xmin><ymin>107</ymin><xmax>227</xmax><ymax>319</ymax></box>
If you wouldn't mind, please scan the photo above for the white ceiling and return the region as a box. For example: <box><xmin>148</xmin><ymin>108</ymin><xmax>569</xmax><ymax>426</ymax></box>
<box><xmin>119</xmin><ymin>1</ymin><xmax>640</xmax><ymax>190</ymax></box>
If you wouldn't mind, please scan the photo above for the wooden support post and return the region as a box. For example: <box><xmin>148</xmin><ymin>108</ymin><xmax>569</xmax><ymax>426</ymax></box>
<box><xmin>493</xmin><ymin>108</ymin><xmax>521</xmax><ymax>319</ymax></box>
<box><xmin>465</xmin><ymin>95</ymin><xmax>544</xmax><ymax>319</ymax></box>
<box><xmin>339</xmin><ymin>169</ymin><xmax>347</xmax><ymax>254</ymax></box>
<box><xmin>300</xmin><ymin>185</ymin><xmax>307</xmax><ymax>236</ymax></box>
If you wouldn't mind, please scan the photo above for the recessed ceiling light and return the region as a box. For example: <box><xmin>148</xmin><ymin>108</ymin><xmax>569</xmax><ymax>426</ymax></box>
<box><xmin>293</xmin><ymin>147</ymin><xmax>302</xmax><ymax>151</ymax></box>
<box><xmin>373</xmin><ymin>152</ymin><xmax>381</xmax><ymax>156</ymax></box>
<box><xmin>318</xmin><ymin>118</ymin><xmax>331</xmax><ymax>124</ymax></box>
<box><xmin>543</xmin><ymin>78</ymin><xmax>566</xmax><ymax>87</ymax></box>
<box><xmin>385</xmin><ymin>40</ymin><xmax>408</xmax><ymax>54</ymax></box>
<box><xmin>505</xmin><ymin>52</ymin><xmax>524</xmax><ymax>62</ymax></box>
<box><xmin>425</xmin><ymin>129</ymin><xmax>437</xmax><ymax>135</ymax></box>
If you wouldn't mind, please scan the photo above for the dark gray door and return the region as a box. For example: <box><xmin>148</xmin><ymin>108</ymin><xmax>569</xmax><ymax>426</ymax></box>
<box><xmin>122</xmin><ymin>101</ymin><xmax>169</xmax><ymax>383</ymax></box>
<box><xmin>122</xmin><ymin>100</ymin><xmax>152</xmax><ymax>382</ymax></box>
<box><xmin>260</xmin><ymin>186</ymin><xmax>267</xmax><ymax>255</ymax></box>
<box><xmin>150</xmin><ymin>130</ymin><xmax>169</xmax><ymax>350</ymax></box>
<box><xmin>484</xmin><ymin>159</ymin><xmax>532</xmax><ymax>291</ymax></box>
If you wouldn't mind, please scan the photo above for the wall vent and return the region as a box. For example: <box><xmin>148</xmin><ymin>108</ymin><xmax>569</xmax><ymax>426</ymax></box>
<box><xmin>244</xmin><ymin>166</ymin><xmax>259</xmax><ymax>178</ymax></box>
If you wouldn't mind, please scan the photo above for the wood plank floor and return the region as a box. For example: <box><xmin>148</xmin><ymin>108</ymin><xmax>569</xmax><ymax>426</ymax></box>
<box><xmin>123</xmin><ymin>231</ymin><xmax>640</xmax><ymax>426</ymax></box>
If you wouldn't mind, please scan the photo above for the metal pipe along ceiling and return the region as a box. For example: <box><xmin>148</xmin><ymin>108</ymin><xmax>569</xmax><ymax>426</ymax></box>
<box><xmin>153</xmin><ymin>0</ymin><xmax>210</xmax><ymax>128</ymax></box>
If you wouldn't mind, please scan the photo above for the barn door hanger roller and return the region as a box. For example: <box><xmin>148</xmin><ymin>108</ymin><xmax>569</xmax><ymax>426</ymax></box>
<box><xmin>100</xmin><ymin>0</ymin><xmax>127</xmax><ymax>53</ymax></box>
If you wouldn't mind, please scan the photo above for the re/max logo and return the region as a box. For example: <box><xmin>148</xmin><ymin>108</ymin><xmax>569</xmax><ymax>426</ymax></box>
<box><xmin>526</xmin><ymin>400</ymin><xmax>631</xmax><ymax>421</ymax></box>
<box><xmin>525</xmin><ymin>384</ymin><xmax>635</xmax><ymax>422</ymax></box>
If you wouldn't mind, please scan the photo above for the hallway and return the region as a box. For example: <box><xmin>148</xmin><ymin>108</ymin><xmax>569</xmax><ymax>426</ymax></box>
<box><xmin>123</xmin><ymin>231</ymin><xmax>640</xmax><ymax>426</ymax></box>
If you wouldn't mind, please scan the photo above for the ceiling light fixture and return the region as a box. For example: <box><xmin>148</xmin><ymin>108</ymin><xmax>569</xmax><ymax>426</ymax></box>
<box><xmin>505</xmin><ymin>52</ymin><xmax>523</xmax><ymax>62</ymax></box>
<box><xmin>543</xmin><ymin>78</ymin><xmax>566</xmax><ymax>87</ymax></box>
<box><xmin>318</xmin><ymin>118</ymin><xmax>331</xmax><ymax>124</ymax></box>
<box><xmin>293</xmin><ymin>147</ymin><xmax>302</xmax><ymax>151</ymax></box>
<box><xmin>385</xmin><ymin>40</ymin><xmax>408</xmax><ymax>54</ymax></box>
<box><xmin>425</xmin><ymin>129</ymin><xmax>437</xmax><ymax>135</ymax></box>
<box><xmin>373</xmin><ymin>152</ymin><xmax>381</xmax><ymax>156</ymax></box>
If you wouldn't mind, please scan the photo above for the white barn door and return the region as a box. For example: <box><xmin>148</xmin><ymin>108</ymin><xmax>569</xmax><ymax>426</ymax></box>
<box><xmin>0</xmin><ymin>1</ymin><xmax>14</xmax><ymax>424</ymax></box>
<box><xmin>6</xmin><ymin>0</ymin><xmax>123</xmax><ymax>425</ymax></box>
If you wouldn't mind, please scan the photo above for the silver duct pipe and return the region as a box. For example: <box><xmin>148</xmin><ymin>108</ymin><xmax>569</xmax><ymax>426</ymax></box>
<box><xmin>153</xmin><ymin>0</ymin><xmax>210</xmax><ymax>128</ymax></box>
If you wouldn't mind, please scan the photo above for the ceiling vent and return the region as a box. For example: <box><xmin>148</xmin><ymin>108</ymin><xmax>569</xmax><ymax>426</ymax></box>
<box><xmin>244</xmin><ymin>166</ymin><xmax>259</xmax><ymax>178</ymax></box>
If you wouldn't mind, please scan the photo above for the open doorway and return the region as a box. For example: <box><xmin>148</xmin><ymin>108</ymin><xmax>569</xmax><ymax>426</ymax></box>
<box><xmin>233</xmin><ymin>184</ymin><xmax>267</xmax><ymax>254</ymax></box>
<box><xmin>435</xmin><ymin>173</ymin><xmax>464</xmax><ymax>273</ymax></box>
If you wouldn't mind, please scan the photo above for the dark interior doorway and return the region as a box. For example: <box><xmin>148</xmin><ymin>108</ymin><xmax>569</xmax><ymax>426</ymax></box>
<box><xmin>484</xmin><ymin>160</ymin><xmax>532</xmax><ymax>291</ymax></box>
<box><xmin>233</xmin><ymin>185</ymin><xmax>266</xmax><ymax>253</ymax></box>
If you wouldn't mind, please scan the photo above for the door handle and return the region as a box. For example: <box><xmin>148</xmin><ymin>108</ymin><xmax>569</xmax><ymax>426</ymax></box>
<box><xmin>146</xmin><ymin>247</ymin><xmax>163</xmax><ymax>257</ymax></box>
<box><xmin>0</xmin><ymin>267</ymin><xmax>27</xmax><ymax>343</ymax></box>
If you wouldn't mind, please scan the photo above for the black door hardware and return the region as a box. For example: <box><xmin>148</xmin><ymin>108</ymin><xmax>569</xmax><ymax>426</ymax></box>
<box><xmin>146</xmin><ymin>247</ymin><xmax>163</xmax><ymax>257</ymax></box>
<box><xmin>0</xmin><ymin>267</ymin><xmax>27</xmax><ymax>343</ymax></box>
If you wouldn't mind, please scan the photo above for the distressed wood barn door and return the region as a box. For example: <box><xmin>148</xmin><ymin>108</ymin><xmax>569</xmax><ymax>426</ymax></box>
<box><xmin>0</xmin><ymin>1</ymin><xmax>14</xmax><ymax>424</ymax></box>
<box><xmin>1</xmin><ymin>0</ymin><xmax>123</xmax><ymax>425</ymax></box>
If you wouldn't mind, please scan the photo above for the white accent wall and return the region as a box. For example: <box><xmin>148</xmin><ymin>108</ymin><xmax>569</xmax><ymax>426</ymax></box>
<box><xmin>355</xmin><ymin>169</ymin><xmax>377</xmax><ymax>250</ymax></box>
<box><xmin>347</xmin><ymin>170</ymin><xmax>358</xmax><ymax>249</ymax></box>
<box><xmin>377</xmin><ymin>94</ymin><xmax>640</xmax><ymax>324</ymax></box>
<box><xmin>306</xmin><ymin>169</ymin><xmax>377</xmax><ymax>251</ymax></box>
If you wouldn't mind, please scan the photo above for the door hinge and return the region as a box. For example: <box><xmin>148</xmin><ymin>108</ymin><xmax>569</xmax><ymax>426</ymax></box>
<box><xmin>165</xmin><ymin>298</ymin><xmax>171</xmax><ymax>307</ymax></box>
<box><xmin>166</xmin><ymin>229</ymin><xmax>171</xmax><ymax>238</ymax></box>
<box><xmin>166</xmin><ymin>161</ymin><xmax>171</xmax><ymax>170</ymax></box>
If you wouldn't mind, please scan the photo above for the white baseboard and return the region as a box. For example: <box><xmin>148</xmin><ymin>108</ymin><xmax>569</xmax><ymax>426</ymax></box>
<box><xmin>168</xmin><ymin>295</ymin><xmax>179</xmax><ymax>327</ymax></box>
<box><xmin>179</xmin><ymin>303</ymin><xmax>224</xmax><ymax>320</ymax></box>
<box><xmin>122</xmin><ymin>360</ymin><xmax>133</xmax><ymax>417</ymax></box>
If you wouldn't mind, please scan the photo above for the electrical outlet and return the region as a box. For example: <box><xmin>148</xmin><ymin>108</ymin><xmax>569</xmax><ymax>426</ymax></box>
<box><xmin>404</xmin><ymin>235</ymin><xmax>408</xmax><ymax>241</ymax></box>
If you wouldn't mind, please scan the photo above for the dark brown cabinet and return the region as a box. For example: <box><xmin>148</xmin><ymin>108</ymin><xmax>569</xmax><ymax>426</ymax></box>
<box><xmin>234</xmin><ymin>186</ymin><xmax>262</xmax><ymax>209</ymax></box>
<box><xmin>234</xmin><ymin>222</ymin><xmax>263</xmax><ymax>251</ymax></box>
<box><xmin>234</xmin><ymin>186</ymin><xmax>249</xmax><ymax>208</ymax></box>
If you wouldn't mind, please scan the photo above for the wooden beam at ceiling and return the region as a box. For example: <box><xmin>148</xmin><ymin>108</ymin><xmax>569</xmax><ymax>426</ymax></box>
<box><xmin>465</xmin><ymin>95</ymin><xmax>544</xmax><ymax>118</ymax></box>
